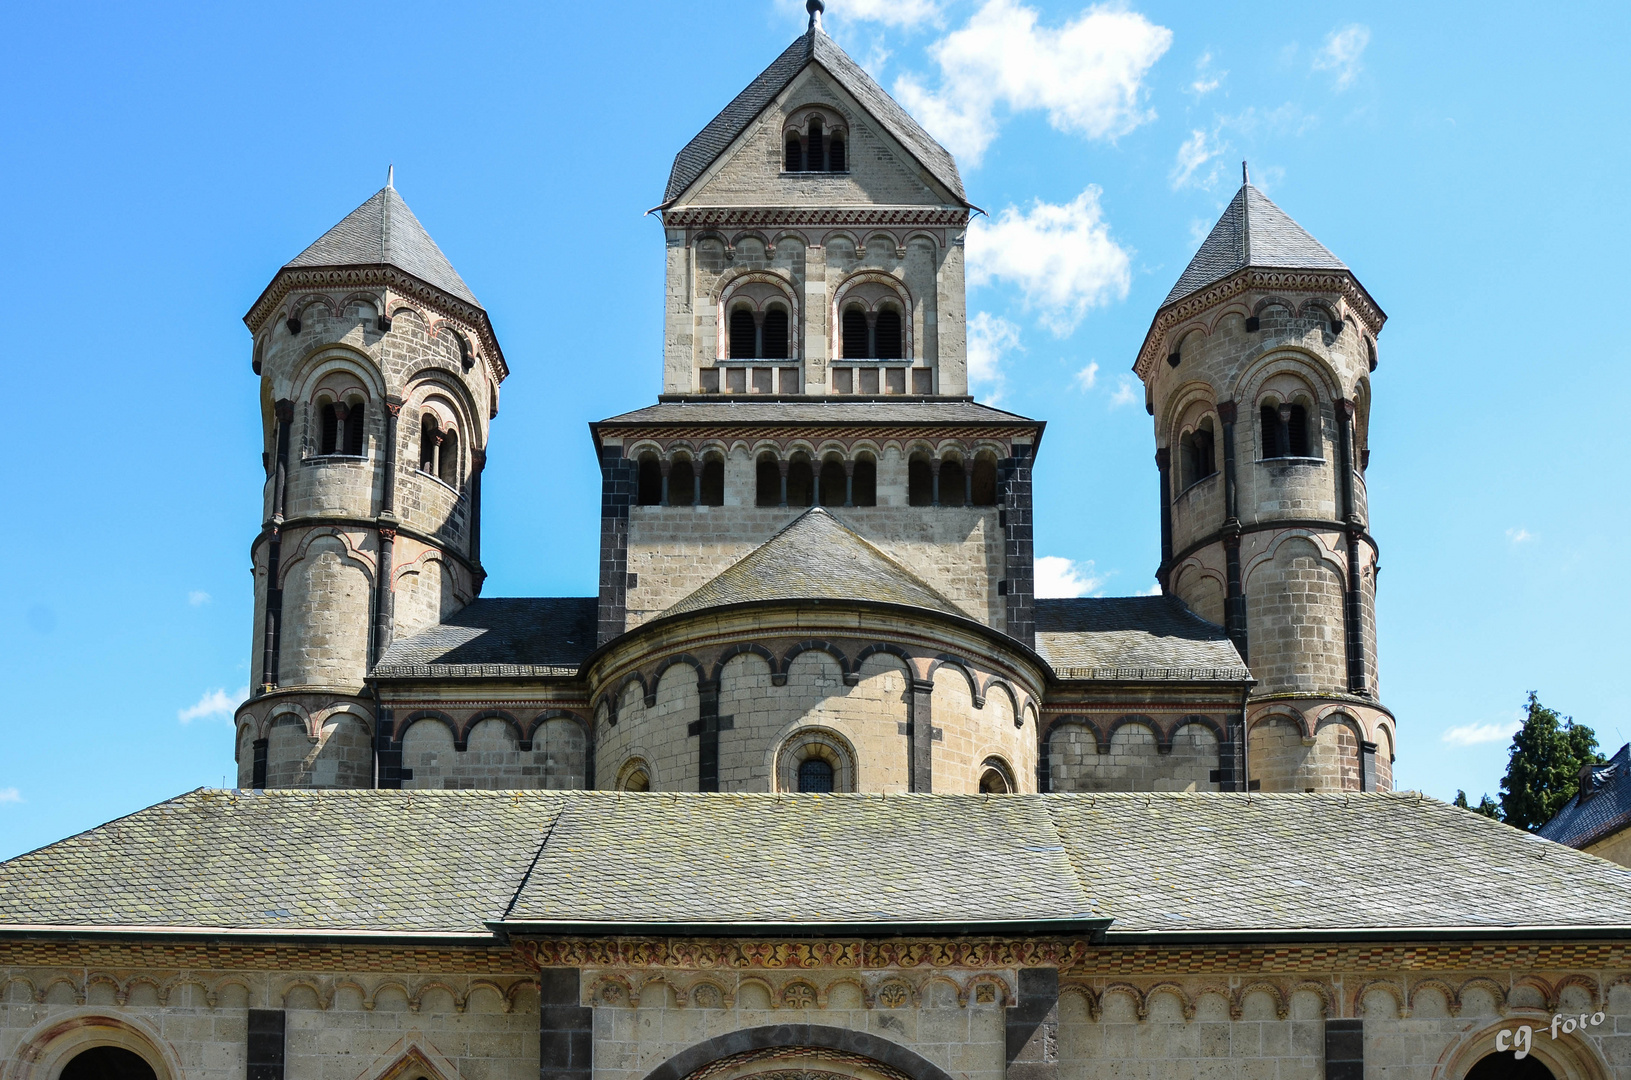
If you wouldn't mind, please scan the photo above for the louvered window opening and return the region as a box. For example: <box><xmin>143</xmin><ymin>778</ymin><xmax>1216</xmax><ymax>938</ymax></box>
<box><xmin>798</xmin><ymin>758</ymin><xmax>835</xmax><ymax>793</ymax></box>
<box><xmin>784</xmin><ymin>120</ymin><xmax>848</xmax><ymax>173</ymax></box>
<box><xmin>1261</xmin><ymin>403</ymin><xmax>1312</xmax><ymax>458</ymax></box>
<box><xmin>729</xmin><ymin>307</ymin><xmax>791</xmax><ymax>361</ymax></box>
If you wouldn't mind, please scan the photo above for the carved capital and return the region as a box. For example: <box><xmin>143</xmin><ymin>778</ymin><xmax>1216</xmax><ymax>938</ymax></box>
<box><xmin>377</xmin><ymin>526</ymin><xmax>397</xmax><ymax>542</ymax></box>
<box><xmin>1154</xmin><ymin>448</ymin><xmax>1171</xmax><ymax>470</ymax></box>
<box><xmin>1216</xmin><ymin>400</ymin><xmax>1237</xmax><ymax>424</ymax></box>
<box><xmin>385</xmin><ymin>397</ymin><xmax>404</xmax><ymax>417</ymax></box>
<box><xmin>1335</xmin><ymin>398</ymin><xmax>1356</xmax><ymax>419</ymax></box>
<box><xmin>274</xmin><ymin>399</ymin><xmax>295</xmax><ymax>423</ymax></box>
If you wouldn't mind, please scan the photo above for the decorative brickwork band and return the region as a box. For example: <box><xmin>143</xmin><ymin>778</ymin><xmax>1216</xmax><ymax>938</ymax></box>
<box><xmin>1155</xmin><ymin>448</ymin><xmax>1173</xmax><ymax>592</ymax></box>
<box><xmin>247</xmin><ymin>1008</ymin><xmax>286</xmax><ymax>1080</ymax></box>
<box><xmin>597</xmin><ymin>447</ymin><xmax>636</xmax><ymax>645</ymax></box>
<box><xmin>1000</xmin><ymin>444</ymin><xmax>1036</xmax><ymax>648</ymax></box>
<box><xmin>539</xmin><ymin>968</ymin><xmax>593</xmax><ymax>1080</ymax></box>
<box><xmin>1334</xmin><ymin>399</ymin><xmax>1368</xmax><ymax>695</ymax></box>
<box><xmin>261</xmin><ymin>400</ymin><xmax>294</xmax><ymax>690</ymax></box>
<box><xmin>1005</xmin><ymin>968</ymin><xmax>1059</xmax><ymax>1080</ymax></box>
<box><xmin>1216</xmin><ymin>401</ymin><xmax>1248</xmax><ymax>663</ymax></box>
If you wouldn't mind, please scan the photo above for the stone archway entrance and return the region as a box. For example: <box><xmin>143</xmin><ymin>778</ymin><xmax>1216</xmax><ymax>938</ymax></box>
<box><xmin>58</xmin><ymin>1048</ymin><xmax>157</xmax><ymax>1080</ymax></box>
<box><xmin>643</xmin><ymin>1025</ymin><xmax>957</xmax><ymax>1080</ymax></box>
<box><xmin>1465</xmin><ymin>1051</ymin><xmax>1555</xmax><ymax>1079</ymax></box>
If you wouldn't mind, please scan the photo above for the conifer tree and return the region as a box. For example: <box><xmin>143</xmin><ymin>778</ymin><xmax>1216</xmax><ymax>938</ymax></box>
<box><xmin>1497</xmin><ymin>691</ymin><xmax>1602</xmax><ymax>831</ymax></box>
<box><xmin>1453</xmin><ymin>790</ymin><xmax>1501</xmax><ymax>820</ymax></box>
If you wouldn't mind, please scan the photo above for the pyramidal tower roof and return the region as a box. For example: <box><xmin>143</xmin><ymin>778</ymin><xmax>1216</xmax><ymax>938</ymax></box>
<box><xmin>661</xmin><ymin>19</ymin><xmax>965</xmax><ymax>206</ymax></box>
<box><xmin>285</xmin><ymin>182</ymin><xmax>481</xmax><ymax>308</ymax></box>
<box><xmin>1162</xmin><ymin>181</ymin><xmax>1348</xmax><ymax>309</ymax></box>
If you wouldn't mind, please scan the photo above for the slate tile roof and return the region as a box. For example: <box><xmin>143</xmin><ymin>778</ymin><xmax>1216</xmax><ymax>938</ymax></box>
<box><xmin>6</xmin><ymin>791</ymin><xmax>1631</xmax><ymax>939</ymax></box>
<box><xmin>662</xmin><ymin>509</ymin><xmax>966</xmax><ymax>621</ymax></box>
<box><xmin>662</xmin><ymin>27</ymin><xmax>965</xmax><ymax>206</ymax></box>
<box><xmin>1163</xmin><ymin>183</ymin><xmax>1348</xmax><ymax>309</ymax></box>
<box><xmin>1035</xmin><ymin>597</ymin><xmax>1250</xmax><ymax>682</ymax></box>
<box><xmin>596</xmin><ymin>400</ymin><xmax>1038</xmax><ymax>428</ymax></box>
<box><xmin>373</xmin><ymin>597</ymin><xmax>596</xmax><ymax>679</ymax></box>
<box><xmin>285</xmin><ymin>185</ymin><xmax>480</xmax><ymax>307</ymax></box>
<box><xmin>1539</xmin><ymin>742</ymin><xmax>1631</xmax><ymax>850</ymax></box>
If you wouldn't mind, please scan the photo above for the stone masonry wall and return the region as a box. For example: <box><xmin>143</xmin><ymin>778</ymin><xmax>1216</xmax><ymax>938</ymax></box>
<box><xmin>1046</xmin><ymin>723</ymin><xmax>1221</xmax><ymax>794</ymax></box>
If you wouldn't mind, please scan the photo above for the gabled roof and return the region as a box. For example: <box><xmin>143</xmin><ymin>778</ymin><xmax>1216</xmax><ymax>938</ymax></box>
<box><xmin>7</xmin><ymin>790</ymin><xmax>1631</xmax><ymax>940</ymax></box>
<box><xmin>662</xmin><ymin>508</ymin><xmax>965</xmax><ymax>620</ymax></box>
<box><xmin>661</xmin><ymin>25</ymin><xmax>965</xmax><ymax>207</ymax></box>
<box><xmin>596</xmin><ymin>399</ymin><xmax>1040</xmax><ymax>428</ymax></box>
<box><xmin>285</xmin><ymin>184</ymin><xmax>481</xmax><ymax>308</ymax></box>
<box><xmin>1035</xmin><ymin>596</ymin><xmax>1250</xmax><ymax>682</ymax></box>
<box><xmin>373</xmin><ymin>597</ymin><xmax>596</xmax><ymax>679</ymax></box>
<box><xmin>1162</xmin><ymin>182</ymin><xmax>1349</xmax><ymax>308</ymax></box>
<box><xmin>1539</xmin><ymin>742</ymin><xmax>1631</xmax><ymax>850</ymax></box>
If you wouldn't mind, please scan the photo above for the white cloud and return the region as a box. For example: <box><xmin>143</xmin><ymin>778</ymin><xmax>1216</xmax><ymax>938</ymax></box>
<box><xmin>1313</xmin><ymin>24</ymin><xmax>1370</xmax><ymax>91</ymax></box>
<box><xmin>179</xmin><ymin>686</ymin><xmax>249</xmax><ymax>723</ymax></box>
<box><xmin>1507</xmin><ymin>527</ymin><xmax>1533</xmax><ymax>544</ymax></box>
<box><xmin>894</xmin><ymin>0</ymin><xmax>1172</xmax><ymax>166</ymax></box>
<box><xmin>0</xmin><ymin>788</ymin><xmax>21</xmax><ymax>805</ymax></box>
<box><xmin>1188</xmin><ymin>50</ymin><xmax>1223</xmax><ymax>96</ymax></box>
<box><xmin>1171</xmin><ymin>128</ymin><xmax>1225</xmax><ymax>190</ymax></box>
<box><xmin>1442</xmin><ymin>719</ymin><xmax>1522</xmax><ymax>747</ymax></box>
<box><xmin>967</xmin><ymin>188</ymin><xmax>1132</xmax><ymax>333</ymax></box>
<box><xmin>1136</xmin><ymin>582</ymin><xmax>1163</xmax><ymax>596</ymax></box>
<box><xmin>1109</xmin><ymin>375</ymin><xmax>1139</xmax><ymax>408</ymax></box>
<box><xmin>188</xmin><ymin>590</ymin><xmax>211</xmax><ymax>606</ymax></box>
<box><xmin>1035</xmin><ymin>555</ymin><xmax>1108</xmax><ymax>598</ymax></box>
<box><xmin>833</xmin><ymin>0</ymin><xmax>941</xmax><ymax>28</ymax></box>
<box><xmin>1072</xmin><ymin>362</ymin><xmax>1099</xmax><ymax>391</ymax></box>
<box><xmin>967</xmin><ymin>312</ymin><xmax>1022</xmax><ymax>402</ymax></box>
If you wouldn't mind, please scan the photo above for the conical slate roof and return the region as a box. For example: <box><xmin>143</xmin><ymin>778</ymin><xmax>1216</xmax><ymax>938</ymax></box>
<box><xmin>1162</xmin><ymin>183</ymin><xmax>1347</xmax><ymax>308</ymax></box>
<box><xmin>662</xmin><ymin>508</ymin><xmax>965</xmax><ymax>620</ymax></box>
<box><xmin>661</xmin><ymin>24</ymin><xmax>965</xmax><ymax>206</ymax></box>
<box><xmin>285</xmin><ymin>185</ymin><xmax>480</xmax><ymax>308</ymax></box>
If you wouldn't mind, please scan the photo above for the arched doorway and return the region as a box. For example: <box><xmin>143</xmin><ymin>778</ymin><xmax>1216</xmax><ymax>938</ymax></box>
<box><xmin>1465</xmin><ymin>1051</ymin><xmax>1556</xmax><ymax>1079</ymax></box>
<box><xmin>58</xmin><ymin>1048</ymin><xmax>158</xmax><ymax>1080</ymax></box>
<box><xmin>642</xmin><ymin>1025</ymin><xmax>957</xmax><ymax>1080</ymax></box>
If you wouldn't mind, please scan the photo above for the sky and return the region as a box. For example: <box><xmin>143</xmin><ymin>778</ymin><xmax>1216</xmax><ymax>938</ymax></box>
<box><xmin>2</xmin><ymin>0</ymin><xmax>1628</xmax><ymax>859</ymax></box>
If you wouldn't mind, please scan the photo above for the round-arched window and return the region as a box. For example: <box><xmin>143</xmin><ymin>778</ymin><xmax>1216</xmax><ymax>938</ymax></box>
<box><xmin>797</xmin><ymin>758</ymin><xmax>835</xmax><ymax>793</ymax></box>
<box><xmin>60</xmin><ymin>1047</ymin><xmax>159</xmax><ymax>1080</ymax></box>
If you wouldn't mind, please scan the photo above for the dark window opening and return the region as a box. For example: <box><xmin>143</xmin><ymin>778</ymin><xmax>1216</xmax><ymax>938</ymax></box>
<box><xmin>762</xmin><ymin>308</ymin><xmax>789</xmax><ymax>359</ymax></box>
<box><xmin>908</xmin><ymin>456</ymin><xmax>934</xmax><ymax>506</ymax></box>
<box><xmin>971</xmin><ymin>457</ymin><xmax>998</xmax><ymax>506</ymax></box>
<box><xmin>1286</xmin><ymin>404</ymin><xmax>1310</xmax><ymax>456</ymax></box>
<box><xmin>828</xmin><ymin>134</ymin><xmax>845</xmax><ymax>171</ymax></box>
<box><xmin>637</xmin><ymin>454</ymin><xmax>663</xmax><ymax>506</ymax></box>
<box><xmin>418</xmin><ymin>415</ymin><xmax>439</xmax><ymax>473</ymax></box>
<box><xmin>700</xmin><ymin>458</ymin><xmax>725</xmax><ymax>506</ymax></box>
<box><xmin>669</xmin><ymin>458</ymin><xmax>695</xmax><ymax>506</ymax></box>
<box><xmin>786</xmin><ymin>458</ymin><xmax>814</xmax><ymax>507</ymax></box>
<box><xmin>818</xmin><ymin>460</ymin><xmax>846</xmax><ymax>506</ymax></box>
<box><xmin>756</xmin><ymin>455</ymin><xmax>781</xmax><ymax>507</ymax></box>
<box><xmin>1260</xmin><ymin>404</ymin><xmax>1284</xmax><ymax>458</ymax></box>
<box><xmin>798</xmin><ymin>757</ymin><xmax>835</xmax><ymax>793</ymax></box>
<box><xmin>343</xmin><ymin>402</ymin><xmax>365</xmax><ymax>455</ymax></box>
<box><xmin>1262</xmin><ymin>402</ymin><xmax>1312</xmax><ymax>458</ymax></box>
<box><xmin>319</xmin><ymin>402</ymin><xmax>340</xmax><ymax>454</ymax></box>
<box><xmin>61</xmin><ymin>1047</ymin><xmax>158</xmax><ymax>1080</ymax></box>
<box><xmin>1465</xmin><ymin>1052</ymin><xmax>1555</xmax><ymax>1080</ymax></box>
<box><xmin>438</xmin><ymin>428</ymin><xmax>459</xmax><ymax>486</ymax></box>
<box><xmin>874</xmin><ymin>309</ymin><xmax>902</xmax><ymax>359</ymax></box>
<box><xmin>729</xmin><ymin>307</ymin><xmax>757</xmax><ymax>360</ymax></box>
<box><xmin>841</xmin><ymin>306</ymin><xmax>869</xmax><ymax>359</ymax></box>
<box><xmin>940</xmin><ymin>459</ymin><xmax>966</xmax><ymax>507</ymax></box>
<box><xmin>808</xmin><ymin>119</ymin><xmax>824</xmax><ymax>170</ymax></box>
<box><xmin>852</xmin><ymin>458</ymin><xmax>877</xmax><ymax>506</ymax></box>
<box><xmin>979</xmin><ymin>768</ymin><xmax>1010</xmax><ymax>794</ymax></box>
<box><xmin>1181</xmin><ymin>424</ymin><xmax>1216</xmax><ymax>488</ymax></box>
<box><xmin>784</xmin><ymin>134</ymin><xmax>803</xmax><ymax>172</ymax></box>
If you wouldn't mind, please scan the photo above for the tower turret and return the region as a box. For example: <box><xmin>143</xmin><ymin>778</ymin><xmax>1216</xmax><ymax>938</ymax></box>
<box><xmin>1137</xmin><ymin>170</ymin><xmax>1391</xmax><ymax>792</ymax></box>
<box><xmin>234</xmin><ymin>177</ymin><xmax>507</xmax><ymax>789</ymax></box>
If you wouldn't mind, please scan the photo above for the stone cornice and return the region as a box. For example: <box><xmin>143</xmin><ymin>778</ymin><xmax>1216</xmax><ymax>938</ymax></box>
<box><xmin>1134</xmin><ymin>267</ymin><xmax>1386</xmax><ymax>381</ymax></box>
<box><xmin>511</xmin><ymin>937</ymin><xmax>1093</xmax><ymax>971</ymax></box>
<box><xmin>243</xmin><ymin>264</ymin><xmax>509</xmax><ymax>383</ymax></box>
<box><xmin>662</xmin><ymin>207</ymin><xmax>968</xmax><ymax>231</ymax></box>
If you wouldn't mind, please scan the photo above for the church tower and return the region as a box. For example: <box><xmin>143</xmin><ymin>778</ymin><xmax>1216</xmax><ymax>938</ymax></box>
<box><xmin>1137</xmin><ymin>170</ymin><xmax>1392</xmax><ymax>792</ymax></box>
<box><xmin>234</xmin><ymin>176</ymin><xmax>507</xmax><ymax>789</ymax></box>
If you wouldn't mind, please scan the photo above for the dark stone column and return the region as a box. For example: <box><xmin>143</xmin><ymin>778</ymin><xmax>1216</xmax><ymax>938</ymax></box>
<box><xmin>539</xmin><ymin>969</ymin><xmax>593</xmax><ymax>1080</ymax></box>
<box><xmin>251</xmin><ymin>738</ymin><xmax>269</xmax><ymax>790</ymax></box>
<box><xmin>470</xmin><ymin>447</ymin><xmax>486</xmax><ymax>570</ymax></box>
<box><xmin>687</xmin><ymin>680</ymin><xmax>733</xmax><ymax>792</ymax></box>
<box><xmin>1335</xmin><ymin>399</ymin><xmax>1367</xmax><ymax>694</ymax></box>
<box><xmin>380</xmin><ymin>397</ymin><xmax>401</xmax><ymax>514</ymax></box>
<box><xmin>373</xmin><ymin>526</ymin><xmax>395</xmax><ymax>666</ymax></box>
<box><xmin>375</xmin><ymin>709</ymin><xmax>403</xmax><ymax>789</ymax></box>
<box><xmin>1006</xmin><ymin>968</ymin><xmax>1059</xmax><ymax>1080</ymax></box>
<box><xmin>844</xmin><ymin>460</ymin><xmax>855</xmax><ymax>507</ymax></box>
<box><xmin>1217</xmin><ymin>401</ymin><xmax>1248</xmax><ymax>663</ymax></box>
<box><xmin>597</xmin><ymin>447</ymin><xmax>636</xmax><ymax>645</ymax></box>
<box><xmin>999</xmin><ymin>443</ymin><xmax>1036</xmax><ymax>648</ymax></box>
<box><xmin>907</xmin><ymin>678</ymin><xmax>935</xmax><ymax>792</ymax></box>
<box><xmin>931</xmin><ymin>458</ymin><xmax>942</xmax><ymax>506</ymax></box>
<box><xmin>779</xmin><ymin>460</ymin><xmax>789</xmax><ymax>507</ymax></box>
<box><xmin>1360</xmin><ymin>740</ymin><xmax>1378</xmax><ymax>792</ymax></box>
<box><xmin>261</xmin><ymin>400</ymin><xmax>294</xmax><ymax>690</ymax></box>
<box><xmin>1155</xmin><ymin>448</ymin><xmax>1173</xmax><ymax>591</ymax></box>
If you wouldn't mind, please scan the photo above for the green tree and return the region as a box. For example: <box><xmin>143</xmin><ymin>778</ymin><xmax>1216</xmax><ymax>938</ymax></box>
<box><xmin>1453</xmin><ymin>790</ymin><xmax>1501</xmax><ymax>820</ymax></box>
<box><xmin>1497</xmin><ymin>691</ymin><xmax>1603</xmax><ymax>831</ymax></box>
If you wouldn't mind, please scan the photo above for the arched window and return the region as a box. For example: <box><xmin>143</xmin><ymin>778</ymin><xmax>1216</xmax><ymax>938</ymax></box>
<box><xmin>798</xmin><ymin>757</ymin><xmax>835</xmax><ymax>793</ymax></box>
<box><xmin>637</xmin><ymin>453</ymin><xmax>663</xmax><ymax>506</ymax></box>
<box><xmin>784</xmin><ymin>133</ymin><xmax>804</xmax><ymax>172</ymax></box>
<box><xmin>841</xmin><ymin>305</ymin><xmax>869</xmax><ymax>359</ymax></box>
<box><xmin>1181</xmin><ymin>421</ymin><xmax>1217</xmax><ymax>488</ymax></box>
<box><xmin>622</xmin><ymin>768</ymin><xmax>650</xmax><ymax>792</ymax></box>
<box><xmin>971</xmin><ymin>455</ymin><xmax>998</xmax><ymax>506</ymax></box>
<box><xmin>1261</xmin><ymin>402</ymin><xmax>1311</xmax><ymax>458</ymax></box>
<box><xmin>343</xmin><ymin>400</ymin><xmax>366</xmax><ymax>455</ymax></box>
<box><xmin>669</xmin><ymin>456</ymin><xmax>695</xmax><ymax>506</ymax></box>
<box><xmin>700</xmin><ymin>455</ymin><xmax>725</xmax><ymax>506</ymax></box>
<box><xmin>908</xmin><ymin>454</ymin><xmax>933</xmax><ymax>507</ymax></box>
<box><xmin>61</xmin><ymin>1047</ymin><xmax>159</xmax><ymax>1080</ymax></box>
<box><xmin>762</xmin><ymin>306</ymin><xmax>790</xmax><ymax>359</ymax></box>
<box><xmin>874</xmin><ymin>308</ymin><xmax>903</xmax><ymax>359</ymax></box>
<box><xmin>729</xmin><ymin>306</ymin><xmax>757</xmax><ymax>360</ymax></box>
<box><xmin>786</xmin><ymin>455</ymin><xmax>814</xmax><ymax>507</ymax></box>
<box><xmin>756</xmin><ymin>453</ymin><xmax>782</xmax><ymax>507</ymax></box>
<box><xmin>828</xmin><ymin>132</ymin><xmax>846</xmax><ymax>171</ymax></box>
<box><xmin>979</xmin><ymin>768</ymin><xmax>1010</xmax><ymax>794</ymax></box>
<box><xmin>1287</xmin><ymin>403</ymin><xmax>1310</xmax><ymax>456</ymax></box>
<box><xmin>940</xmin><ymin>457</ymin><xmax>966</xmax><ymax>507</ymax></box>
<box><xmin>319</xmin><ymin>400</ymin><xmax>341</xmax><ymax>454</ymax></box>
<box><xmin>818</xmin><ymin>458</ymin><xmax>846</xmax><ymax>506</ymax></box>
<box><xmin>418</xmin><ymin>414</ymin><xmax>440</xmax><ymax>474</ymax></box>
<box><xmin>852</xmin><ymin>456</ymin><xmax>877</xmax><ymax>506</ymax></box>
<box><xmin>438</xmin><ymin>427</ymin><xmax>459</xmax><ymax>486</ymax></box>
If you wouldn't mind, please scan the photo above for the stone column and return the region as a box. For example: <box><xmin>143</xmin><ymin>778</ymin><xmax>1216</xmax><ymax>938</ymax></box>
<box><xmin>1217</xmin><ymin>401</ymin><xmax>1247</xmax><ymax>663</ymax></box>
<box><xmin>999</xmin><ymin>444</ymin><xmax>1036</xmax><ymax>648</ymax></box>
<box><xmin>1155</xmin><ymin>448</ymin><xmax>1173</xmax><ymax>591</ymax></box>
<box><xmin>844</xmin><ymin>460</ymin><xmax>855</xmax><ymax>507</ymax></box>
<box><xmin>373</xmin><ymin>526</ymin><xmax>396</xmax><ymax>666</ymax></box>
<box><xmin>930</xmin><ymin>458</ymin><xmax>941</xmax><ymax>506</ymax></box>
<box><xmin>1335</xmin><ymin>399</ymin><xmax>1367</xmax><ymax>694</ymax></box>
<box><xmin>261</xmin><ymin>400</ymin><xmax>294</xmax><ymax>691</ymax></box>
<box><xmin>597</xmin><ymin>447</ymin><xmax>635</xmax><ymax>645</ymax></box>
<box><xmin>908</xmin><ymin>678</ymin><xmax>934</xmax><ymax>792</ymax></box>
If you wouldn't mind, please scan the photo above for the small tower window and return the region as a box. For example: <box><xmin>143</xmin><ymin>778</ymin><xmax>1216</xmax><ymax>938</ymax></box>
<box><xmin>343</xmin><ymin>400</ymin><xmax>366</xmax><ymax>455</ymax></box>
<box><xmin>637</xmin><ymin>453</ymin><xmax>662</xmax><ymax>506</ymax></box>
<box><xmin>971</xmin><ymin>455</ymin><xmax>999</xmax><ymax>506</ymax></box>
<box><xmin>827</xmin><ymin>133</ymin><xmax>846</xmax><ymax>171</ymax></box>
<box><xmin>756</xmin><ymin>453</ymin><xmax>782</xmax><ymax>507</ymax></box>
<box><xmin>841</xmin><ymin>306</ymin><xmax>869</xmax><ymax>359</ymax></box>
<box><xmin>700</xmin><ymin>456</ymin><xmax>725</xmax><ymax>506</ymax></box>
<box><xmin>939</xmin><ymin>458</ymin><xmax>967</xmax><ymax>507</ymax></box>
<box><xmin>762</xmin><ymin>307</ymin><xmax>790</xmax><ymax>359</ymax></box>
<box><xmin>874</xmin><ymin>308</ymin><xmax>903</xmax><ymax>359</ymax></box>
<box><xmin>419</xmin><ymin>414</ymin><xmax>440</xmax><ymax>473</ymax></box>
<box><xmin>784</xmin><ymin>133</ymin><xmax>804</xmax><ymax>172</ymax></box>
<box><xmin>979</xmin><ymin>768</ymin><xmax>1010</xmax><ymax>794</ymax></box>
<box><xmin>852</xmin><ymin>457</ymin><xmax>877</xmax><ymax>506</ymax></box>
<box><xmin>808</xmin><ymin>119</ymin><xmax>824</xmax><ymax>171</ymax></box>
<box><xmin>797</xmin><ymin>757</ymin><xmax>835</xmax><ymax>793</ymax></box>
<box><xmin>319</xmin><ymin>400</ymin><xmax>341</xmax><ymax>455</ymax></box>
<box><xmin>1181</xmin><ymin>421</ymin><xmax>1217</xmax><ymax>488</ymax></box>
<box><xmin>729</xmin><ymin>307</ymin><xmax>757</xmax><ymax>360</ymax></box>
<box><xmin>908</xmin><ymin>454</ymin><xmax>933</xmax><ymax>507</ymax></box>
<box><xmin>1286</xmin><ymin>404</ymin><xmax>1310</xmax><ymax>456</ymax></box>
<box><xmin>786</xmin><ymin>456</ymin><xmax>814</xmax><ymax>507</ymax></box>
<box><xmin>669</xmin><ymin>457</ymin><xmax>695</xmax><ymax>506</ymax></box>
<box><xmin>1261</xmin><ymin>402</ymin><xmax>1312</xmax><ymax>458</ymax></box>
<box><xmin>438</xmin><ymin>427</ymin><xmax>460</xmax><ymax>485</ymax></box>
<box><xmin>818</xmin><ymin>458</ymin><xmax>846</xmax><ymax>506</ymax></box>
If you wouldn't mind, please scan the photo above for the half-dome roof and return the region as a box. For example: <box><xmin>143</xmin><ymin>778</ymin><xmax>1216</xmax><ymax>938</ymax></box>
<box><xmin>1163</xmin><ymin>183</ymin><xmax>1348</xmax><ymax>309</ymax></box>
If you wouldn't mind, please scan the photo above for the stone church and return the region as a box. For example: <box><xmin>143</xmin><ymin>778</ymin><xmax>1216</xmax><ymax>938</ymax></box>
<box><xmin>3</xmin><ymin>9</ymin><xmax>1630</xmax><ymax>1080</ymax></box>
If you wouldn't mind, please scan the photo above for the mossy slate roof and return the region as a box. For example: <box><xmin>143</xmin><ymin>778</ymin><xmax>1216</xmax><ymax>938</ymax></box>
<box><xmin>4</xmin><ymin>791</ymin><xmax>1631</xmax><ymax>939</ymax></box>
<box><xmin>1035</xmin><ymin>597</ymin><xmax>1250</xmax><ymax>682</ymax></box>
<box><xmin>285</xmin><ymin>185</ymin><xmax>480</xmax><ymax>307</ymax></box>
<box><xmin>1163</xmin><ymin>183</ymin><xmax>1349</xmax><ymax>309</ymax></box>
<box><xmin>374</xmin><ymin>597</ymin><xmax>596</xmax><ymax>678</ymax></box>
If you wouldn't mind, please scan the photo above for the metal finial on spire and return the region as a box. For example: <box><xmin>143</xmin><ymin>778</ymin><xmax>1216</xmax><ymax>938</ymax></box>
<box><xmin>807</xmin><ymin>0</ymin><xmax>824</xmax><ymax>31</ymax></box>
<box><xmin>1242</xmin><ymin>161</ymin><xmax>1249</xmax><ymax>185</ymax></box>
<box><xmin>386</xmin><ymin>164</ymin><xmax>395</xmax><ymax>189</ymax></box>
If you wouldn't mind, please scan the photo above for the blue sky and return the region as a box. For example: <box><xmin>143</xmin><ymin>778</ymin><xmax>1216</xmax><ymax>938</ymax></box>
<box><xmin>2</xmin><ymin>0</ymin><xmax>1627</xmax><ymax>858</ymax></box>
